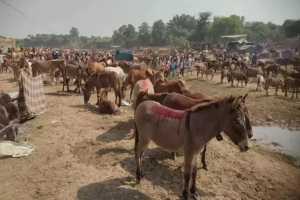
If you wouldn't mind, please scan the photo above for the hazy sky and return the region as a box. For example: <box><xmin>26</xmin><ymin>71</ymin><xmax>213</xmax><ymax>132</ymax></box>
<box><xmin>1</xmin><ymin>0</ymin><xmax>300</xmax><ymax>38</ymax></box>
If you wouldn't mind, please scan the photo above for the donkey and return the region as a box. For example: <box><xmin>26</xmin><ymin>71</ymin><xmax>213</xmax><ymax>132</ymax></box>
<box><xmin>82</xmin><ymin>71</ymin><xmax>123</xmax><ymax>106</ymax></box>
<box><xmin>135</xmin><ymin>91</ymin><xmax>222</xmax><ymax>170</ymax></box>
<box><xmin>228</xmin><ymin>70</ymin><xmax>248</xmax><ymax>87</ymax></box>
<box><xmin>264</xmin><ymin>75</ymin><xmax>284</xmax><ymax>96</ymax></box>
<box><xmin>134</xmin><ymin>95</ymin><xmax>252</xmax><ymax>200</ymax></box>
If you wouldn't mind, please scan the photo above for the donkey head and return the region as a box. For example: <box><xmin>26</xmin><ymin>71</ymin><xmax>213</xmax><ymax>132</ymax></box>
<box><xmin>224</xmin><ymin>94</ymin><xmax>251</xmax><ymax>152</ymax></box>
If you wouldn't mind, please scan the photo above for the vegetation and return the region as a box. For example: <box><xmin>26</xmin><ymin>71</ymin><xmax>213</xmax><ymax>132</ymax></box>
<box><xmin>17</xmin><ymin>13</ymin><xmax>300</xmax><ymax>49</ymax></box>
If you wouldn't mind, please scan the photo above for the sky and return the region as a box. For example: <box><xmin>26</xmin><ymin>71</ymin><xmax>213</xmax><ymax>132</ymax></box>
<box><xmin>0</xmin><ymin>0</ymin><xmax>300</xmax><ymax>39</ymax></box>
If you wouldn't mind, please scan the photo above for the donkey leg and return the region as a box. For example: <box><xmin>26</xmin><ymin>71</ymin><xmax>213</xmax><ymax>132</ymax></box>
<box><xmin>190</xmin><ymin>163</ymin><xmax>200</xmax><ymax>200</ymax></box>
<box><xmin>96</xmin><ymin>89</ymin><xmax>101</xmax><ymax>105</ymax></box>
<box><xmin>135</xmin><ymin>129</ymin><xmax>150</xmax><ymax>183</ymax></box>
<box><xmin>201</xmin><ymin>145</ymin><xmax>208</xmax><ymax>171</ymax></box>
<box><xmin>182</xmin><ymin>152</ymin><xmax>194</xmax><ymax>200</ymax></box>
<box><xmin>129</xmin><ymin>85</ymin><xmax>134</xmax><ymax>101</ymax></box>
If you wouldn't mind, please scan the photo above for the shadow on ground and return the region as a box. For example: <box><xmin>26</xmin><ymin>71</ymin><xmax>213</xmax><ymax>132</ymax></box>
<box><xmin>96</xmin><ymin>119</ymin><xmax>134</xmax><ymax>143</ymax></box>
<box><xmin>77</xmin><ymin>177</ymin><xmax>152</xmax><ymax>200</ymax></box>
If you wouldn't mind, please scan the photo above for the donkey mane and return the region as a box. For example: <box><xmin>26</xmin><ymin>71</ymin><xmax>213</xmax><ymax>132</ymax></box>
<box><xmin>189</xmin><ymin>96</ymin><xmax>235</xmax><ymax>112</ymax></box>
<box><xmin>185</xmin><ymin>96</ymin><xmax>236</xmax><ymax>132</ymax></box>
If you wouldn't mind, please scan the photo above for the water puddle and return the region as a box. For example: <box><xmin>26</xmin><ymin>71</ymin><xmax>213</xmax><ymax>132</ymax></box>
<box><xmin>253</xmin><ymin>126</ymin><xmax>300</xmax><ymax>166</ymax></box>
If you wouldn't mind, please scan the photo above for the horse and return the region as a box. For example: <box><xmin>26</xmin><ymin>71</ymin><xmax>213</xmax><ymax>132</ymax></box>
<box><xmin>123</xmin><ymin>68</ymin><xmax>154</xmax><ymax>100</ymax></box>
<box><xmin>82</xmin><ymin>71</ymin><xmax>123</xmax><ymax>106</ymax></box>
<box><xmin>104</xmin><ymin>66</ymin><xmax>126</xmax><ymax>81</ymax></box>
<box><xmin>154</xmin><ymin>79</ymin><xmax>187</xmax><ymax>94</ymax></box>
<box><xmin>131</xmin><ymin>79</ymin><xmax>154</xmax><ymax>109</ymax></box>
<box><xmin>97</xmin><ymin>99</ymin><xmax>120</xmax><ymax>114</ymax></box>
<box><xmin>134</xmin><ymin>95</ymin><xmax>252</xmax><ymax>200</ymax></box>
<box><xmin>86</xmin><ymin>61</ymin><xmax>106</xmax><ymax>75</ymax></box>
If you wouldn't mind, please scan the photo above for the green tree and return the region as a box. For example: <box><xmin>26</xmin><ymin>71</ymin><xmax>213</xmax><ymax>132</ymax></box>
<box><xmin>190</xmin><ymin>12</ymin><xmax>211</xmax><ymax>42</ymax></box>
<box><xmin>167</xmin><ymin>14</ymin><xmax>197</xmax><ymax>39</ymax></box>
<box><xmin>138</xmin><ymin>22</ymin><xmax>151</xmax><ymax>46</ymax></box>
<box><xmin>69</xmin><ymin>27</ymin><xmax>79</xmax><ymax>38</ymax></box>
<box><xmin>151</xmin><ymin>20</ymin><xmax>167</xmax><ymax>46</ymax></box>
<box><xmin>112</xmin><ymin>24</ymin><xmax>137</xmax><ymax>48</ymax></box>
<box><xmin>210</xmin><ymin>15</ymin><xmax>245</xmax><ymax>42</ymax></box>
<box><xmin>282</xmin><ymin>19</ymin><xmax>300</xmax><ymax>38</ymax></box>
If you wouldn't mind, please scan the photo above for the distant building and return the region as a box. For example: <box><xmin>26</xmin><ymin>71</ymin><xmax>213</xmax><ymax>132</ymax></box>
<box><xmin>0</xmin><ymin>36</ymin><xmax>16</xmax><ymax>53</ymax></box>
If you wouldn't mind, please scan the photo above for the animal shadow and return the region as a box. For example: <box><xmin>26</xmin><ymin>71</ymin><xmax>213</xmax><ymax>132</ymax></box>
<box><xmin>120</xmin><ymin>154</ymin><xmax>211</xmax><ymax>198</ymax></box>
<box><xmin>45</xmin><ymin>91</ymin><xmax>73</xmax><ymax>97</ymax></box>
<box><xmin>96</xmin><ymin>119</ymin><xmax>134</xmax><ymax>143</ymax></box>
<box><xmin>69</xmin><ymin>104</ymin><xmax>99</xmax><ymax>114</ymax></box>
<box><xmin>77</xmin><ymin>177</ymin><xmax>152</xmax><ymax>200</ymax></box>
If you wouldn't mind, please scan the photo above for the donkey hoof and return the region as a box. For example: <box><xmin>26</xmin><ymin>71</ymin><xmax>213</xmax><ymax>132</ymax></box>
<box><xmin>191</xmin><ymin>192</ymin><xmax>201</xmax><ymax>200</ymax></box>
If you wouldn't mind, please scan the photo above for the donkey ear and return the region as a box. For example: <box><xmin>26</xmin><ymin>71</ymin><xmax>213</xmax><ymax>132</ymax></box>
<box><xmin>242</xmin><ymin>93</ymin><xmax>248</xmax><ymax>103</ymax></box>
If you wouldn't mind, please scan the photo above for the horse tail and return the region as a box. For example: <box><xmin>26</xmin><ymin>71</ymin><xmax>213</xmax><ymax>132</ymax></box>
<box><xmin>134</xmin><ymin>122</ymin><xmax>139</xmax><ymax>155</ymax></box>
<box><xmin>185</xmin><ymin>111</ymin><xmax>192</xmax><ymax>132</ymax></box>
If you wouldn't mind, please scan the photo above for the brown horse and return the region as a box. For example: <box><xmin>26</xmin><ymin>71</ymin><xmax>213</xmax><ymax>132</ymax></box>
<box><xmin>134</xmin><ymin>95</ymin><xmax>251</xmax><ymax>200</ymax></box>
<box><xmin>86</xmin><ymin>61</ymin><xmax>106</xmax><ymax>75</ymax></box>
<box><xmin>82</xmin><ymin>71</ymin><xmax>123</xmax><ymax>106</ymax></box>
<box><xmin>123</xmin><ymin>68</ymin><xmax>154</xmax><ymax>100</ymax></box>
<box><xmin>154</xmin><ymin>79</ymin><xmax>186</xmax><ymax>93</ymax></box>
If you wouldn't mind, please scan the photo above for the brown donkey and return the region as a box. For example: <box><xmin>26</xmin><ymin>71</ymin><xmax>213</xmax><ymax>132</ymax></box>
<box><xmin>135</xmin><ymin>91</ymin><xmax>222</xmax><ymax>170</ymax></box>
<box><xmin>134</xmin><ymin>95</ymin><xmax>252</xmax><ymax>200</ymax></box>
<box><xmin>83</xmin><ymin>71</ymin><xmax>123</xmax><ymax>106</ymax></box>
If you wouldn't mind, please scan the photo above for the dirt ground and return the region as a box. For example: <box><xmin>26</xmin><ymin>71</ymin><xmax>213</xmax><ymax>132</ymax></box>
<box><xmin>0</xmin><ymin>72</ymin><xmax>300</xmax><ymax>200</ymax></box>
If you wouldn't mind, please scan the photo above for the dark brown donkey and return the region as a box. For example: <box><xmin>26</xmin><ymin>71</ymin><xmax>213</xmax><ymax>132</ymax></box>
<box><xmin>31</xmin><ymin>59</ymin><xmax>65</xmax><ymax>77</ymax></box>
<box><xmin>134</xmin><ymin>95</ymin><xmax>252</xmax><ymax>200</ymax></box>
<box><xmin>135</xmin><ymin>91</ymin><xmax>222</xmax><ymax>170</ymax></box>
<box><xmin>82</xmin><ymin>71</ymin><xmax>123</xmax><ymax>106</ymax></box>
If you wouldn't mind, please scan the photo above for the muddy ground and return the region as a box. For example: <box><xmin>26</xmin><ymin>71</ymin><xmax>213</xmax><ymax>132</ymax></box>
<box><xmin>0</xmin><ymin>72</ymin><xmax>300</xmax><ymax>200</ymax></box>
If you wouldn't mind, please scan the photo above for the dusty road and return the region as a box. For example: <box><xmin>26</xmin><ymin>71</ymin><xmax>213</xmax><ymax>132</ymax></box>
<box><xmin>0</xmin><ymin>72</ymin><xmax>300</xmax><ymax>200</ymax></box>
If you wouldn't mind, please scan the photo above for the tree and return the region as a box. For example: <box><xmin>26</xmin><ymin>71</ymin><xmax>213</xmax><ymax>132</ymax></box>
<box><xmin>69</xmin><ymin>27</ymin><xmax>79</xmax><ymax>38</ymax></box>
<box><xmin>167</xmin><ymin>14</ymin><xmax>197</xmax><ymax>39</ymax></box>
<box><xmin>138</xmin><ymin>22</ymin><xmax>151</xmax><ymax>46</ymax></box>
<box><xmin>282</xmin><ymin>19</ymin><xmax>300</xmax><ymax>38</ymax></box>
<box><xmin>151</xmin><ymin>20</ymin><xmax>167</xmax><ymax>46</ymax></box>
<box><xmin>209</xmin><ymin>15</ymin><xmax>245</xmax><ymax>42</ymax></box>
<box><xmin>190</xmin><ymin>12</ymin><xmax>211</xmax><ymax>42</ymax></box>
<box><xmin>112</xmin><ymin>24</ymin><xmax>137</xmax><ymax>48</ymax></box>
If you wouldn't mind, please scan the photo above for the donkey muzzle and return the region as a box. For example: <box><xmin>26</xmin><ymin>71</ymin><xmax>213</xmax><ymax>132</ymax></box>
<box><xmin>238</xmin><ymin>140</ymin><xmax>249</xmax><ymax>152</ymax></box>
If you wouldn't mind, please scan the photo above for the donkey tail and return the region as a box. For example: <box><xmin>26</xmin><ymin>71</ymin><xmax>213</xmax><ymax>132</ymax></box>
<box><xmin>185</xmin><ymin>111</ymin><xmax>191</xmax><ymax>132</ymax></box>
<box><xmin>134</xmin><ymin>122</ymin><xmax>139</xmax><ymax>154</ymax></box>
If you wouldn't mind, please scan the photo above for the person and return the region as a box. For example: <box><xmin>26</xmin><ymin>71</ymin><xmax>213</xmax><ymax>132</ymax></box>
<box><xmin>171</xmin><ymin>59</ymin><xmax>177</xmax><ymax>78</ymax></box>
<box><xmin>252</xmin><ymin>53</ymin><xmax>257</xmax><ymax>65</ymax></box>
<box><xmin>179</xmin><ymin>56</ymin><xmax>185</xmax><ymax>77</ymax></box>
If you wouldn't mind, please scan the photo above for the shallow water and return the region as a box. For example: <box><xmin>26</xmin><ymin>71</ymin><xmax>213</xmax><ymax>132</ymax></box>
<box><xmin>253</xmin><ymin>126</ymin><xmax>300</xmax><ymax>164</ymax></box>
